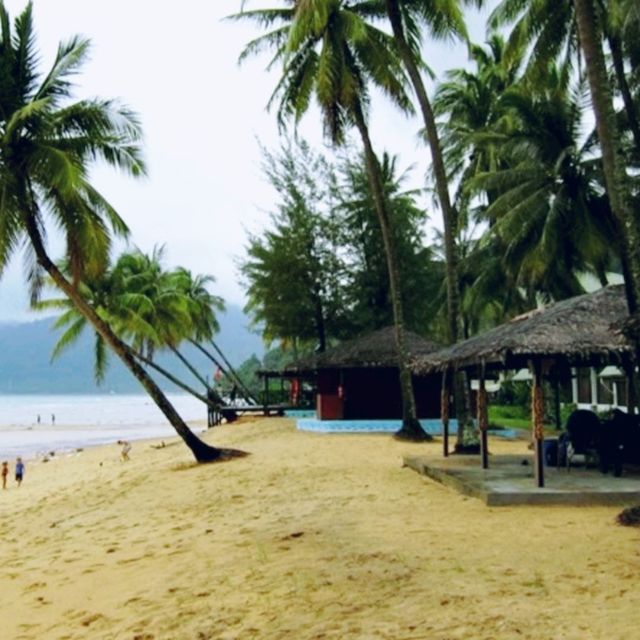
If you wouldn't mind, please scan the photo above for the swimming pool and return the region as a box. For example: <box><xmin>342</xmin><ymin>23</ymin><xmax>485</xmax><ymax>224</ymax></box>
<box><xmin>296</xmin><ymin>418</ymin><xmax>518</xmax><ymax>438</ymax></box>
<box><xmin>296</xmin><ymin>418</ymin><xmax>459</xmax><ymax>434</ymax></box>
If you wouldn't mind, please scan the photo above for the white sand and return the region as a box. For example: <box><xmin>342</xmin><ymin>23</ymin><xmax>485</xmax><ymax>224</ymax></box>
<box><xmin>0</xmin><ymin>417</ymin><xmax>638</xmax><ymax>639</ymax></box>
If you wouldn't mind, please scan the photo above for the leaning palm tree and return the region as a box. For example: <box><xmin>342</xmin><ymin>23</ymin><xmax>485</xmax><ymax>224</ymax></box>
<box><xmin>36</xmin><ymin>279</ymin><xmax>221</xmax><ymax>411</ymax></box>
<box><xmin>230</xmin><ymin>0</ymin><xmax>430</xmax><ymax>440</ymax></box>
<box><xmin>0</xmin><ymin>2</ymin><xmax>227</xmax><ymax>461</ymax></box>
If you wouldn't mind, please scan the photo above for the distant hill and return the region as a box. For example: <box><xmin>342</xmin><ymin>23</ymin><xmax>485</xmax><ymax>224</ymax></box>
<box><xmin>0</xmin><ymin>304</ymin><xmax>264</xmax><ymax>394</ymax></box>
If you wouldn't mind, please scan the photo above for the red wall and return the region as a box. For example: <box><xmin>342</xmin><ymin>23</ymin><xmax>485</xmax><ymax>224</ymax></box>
<box><xmin>315</xmin><ymin>368</ymin><xmax>440</xmax><ymax>420</ymax></box>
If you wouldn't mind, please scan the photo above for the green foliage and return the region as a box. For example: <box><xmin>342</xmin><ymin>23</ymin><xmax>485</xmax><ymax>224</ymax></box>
<box><xmin>0</xmin><ymin>1</ymin><xmax>144</xmax><ymax>297</ymax></box>
<box><xmin>241</xmin><ymin>139</ymin><xmax>347</xmax><ymax>350</ymax></box>
<box><xmin>335</xmin><ymin>150</ymin><xmax>443</xmax><ymax>335</ymax></box>
<box><xmin>495</xmin><ymin>380</ymin><xmax>531</xmax><ymax>414</ymax></box>
<box><xmin>240</xmin><ymin>137</ymin><xmax>444</xmax><ymax>348</ymax></box>
<box><xmin>37</xmin><ymin>248</ymin><xmax>224</xmax><ymax>384</ymax></box>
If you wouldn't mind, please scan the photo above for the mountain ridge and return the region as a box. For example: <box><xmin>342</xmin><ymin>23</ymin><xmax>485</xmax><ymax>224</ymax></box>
<box><xmin>0</xmin><ymin>304</ymin><xmax>264</xmax><ymax>394</ymax></box>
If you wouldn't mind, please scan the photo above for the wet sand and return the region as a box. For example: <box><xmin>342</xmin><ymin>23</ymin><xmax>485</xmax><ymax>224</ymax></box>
<box><xmin>0</xmin><ymin>417</ymin><xmax>638</xmax><ymax>639</ymax></box>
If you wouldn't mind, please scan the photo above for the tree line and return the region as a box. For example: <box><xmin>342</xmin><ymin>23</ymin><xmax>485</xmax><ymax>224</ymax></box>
<box><xmin>232</xmin><ymin>0</ymin><xmax>639</xmax><ymax>444</ymax></box>
<box><xmin>1</xmin><ymin>0</ymin><xmax>637</xmax><ymax>460</ymax></box>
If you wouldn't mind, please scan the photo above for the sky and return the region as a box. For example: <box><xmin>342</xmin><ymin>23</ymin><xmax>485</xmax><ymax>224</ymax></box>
<box><xmin>0</xmin><ymin>0</ymin><xmax>492</xmax><ymax>322</ymax></box>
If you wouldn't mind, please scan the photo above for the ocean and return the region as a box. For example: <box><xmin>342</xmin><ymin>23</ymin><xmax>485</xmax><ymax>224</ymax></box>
<box><xmin>0</xmin><ymin>394</ymin><xmax>208</xmax><ymax>460</ymax></box>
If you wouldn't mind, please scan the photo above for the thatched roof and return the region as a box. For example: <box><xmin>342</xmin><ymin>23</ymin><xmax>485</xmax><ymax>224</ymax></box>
<box><xmin>411</xmin><ymin>285</ymin><xmax>635</xmax><ymax>375</ymax></box>
<box><xmin>284</xmin><ymin>326</ymin><xmax>442</xmax><ymax>374</ymax></box>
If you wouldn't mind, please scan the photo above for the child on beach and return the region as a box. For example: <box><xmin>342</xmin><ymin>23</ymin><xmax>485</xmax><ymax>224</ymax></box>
<box><xmin>117</xmin><ymin>440</ymin><xmax>131</xmax><ymax>461</ymax></box>
<box><xmin>1</xmin><ymin>461</ymin><xmax>8</xmax><ymax>489</ymax></box>
<box><xmin>15</xmin><ymin>457</ymin><xmax>24</xmax><ymax>487</ymax></box>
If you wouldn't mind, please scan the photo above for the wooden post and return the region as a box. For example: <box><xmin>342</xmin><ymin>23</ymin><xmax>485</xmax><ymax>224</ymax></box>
<box><xmin>478</xmin><ymin>365</ymin><xmax>489</xmax><ymax>469</ymax></box>
<box><xmin>531</xmin><ymin>360</ymin><xmax>545</xmax><ymax>488</ymax></box>
<box><xmin>263</xmin><ymin>374</ymin><xmax>269</xmax><ymax>416</ymax></box>
<box><xmin>553</xmin><ymin>372</ymin><xmax>562</xmax><ymax>430</ymax></box>
<box><xmin>441</xmin><ymin>370</ymin><xmax>450</xmax><ymax>457</ymax></box>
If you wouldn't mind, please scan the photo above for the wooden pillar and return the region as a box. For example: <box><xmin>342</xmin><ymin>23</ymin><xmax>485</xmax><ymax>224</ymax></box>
<box><xmin>263</xmin><ymin>374</ymin><xmax>269</xmax><ymax>415</ymax></box>
<box><xmin>441</xmin><ymin>370</ymin><xmax>450</xmax><ymax>457</ymax></box>
<box><xmin>553</xmin><ymin>372</ymin><xmax>562</xmax><ymax>430</ymax></box>
<box><xmin>531</xmin><ymin>361</ymin><xmax>545</xmax><ymax>488</ymax></box>
<box><xmin>478</xmin><ymin>366</ymin><xmax>489</xmax><ymax>469</ymax></box>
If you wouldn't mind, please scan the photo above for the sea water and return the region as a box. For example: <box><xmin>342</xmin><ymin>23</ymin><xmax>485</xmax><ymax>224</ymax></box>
<box><xmin>0</xmin><ymin>394</ymin><xmax>207</xmax><ymax>460</ymax></box>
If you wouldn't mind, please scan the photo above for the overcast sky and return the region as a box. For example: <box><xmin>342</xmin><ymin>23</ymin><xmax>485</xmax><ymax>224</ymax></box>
<box><xmin>0</xmin><ymin>0</ymin><xmax>491</xmax><ymax>322</ymax></box>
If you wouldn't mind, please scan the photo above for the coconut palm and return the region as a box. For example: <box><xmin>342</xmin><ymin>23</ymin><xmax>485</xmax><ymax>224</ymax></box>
<box><xmin>468</xmin><ymin>72</ymin><xmax>619</xmax><ymax>301</ymax></box>
<box><xmin>36</xmin><ymin>253</ymin><xmax>225</xmax><ymax>410</ymax></box>
<box><xmin>0</xmin><ymin>2</ymin><xmax>224</xmax><ymax>461</ymax></box>
<box><xmin>572</xmin><ymin>0</ymin><xmax>640</xmax><ymax>311</ymax></box>
<box><xmin>490</xmin><ymin>0</ymin><xmax>640</xmax><ymax>156</ymax></box>
<box><xmin>490</xmin><ymin>0</ymin><xmax>640</xmax><ymax>310</ymax></box>
<box><xmin>379</xmin><ymin>0</ymin><xmax>467</xmax><ymax>342</ymax></box>
<box><xmin>434</xmin><ymin>34</ymin><xmax>523</xmax><ymax>211</ymax></box>
<box><xmin>231</xmin><ymin>0</ymin><xmax>430</xmax><ymax>440</ymax></box>
<box><xmin>374</xmin><ymin>0</ymin><xmax>487</xmax><ymax>448</ymax></box>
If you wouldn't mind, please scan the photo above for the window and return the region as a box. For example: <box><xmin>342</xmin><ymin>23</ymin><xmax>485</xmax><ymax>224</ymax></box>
<box><xmin>577</xmin><ymin>368</ymin><xmax>592</xmax><ymax>404</ymax></box>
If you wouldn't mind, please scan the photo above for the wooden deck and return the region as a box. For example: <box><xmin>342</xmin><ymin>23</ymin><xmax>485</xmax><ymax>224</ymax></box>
<box><xmin>220</xmin><ymin>404</ymin><xmax>295</xmax><ymax>419</ymax></box>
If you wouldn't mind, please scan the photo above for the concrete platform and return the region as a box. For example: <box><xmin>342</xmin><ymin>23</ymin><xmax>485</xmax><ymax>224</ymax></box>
<box><xmin>403</xmin><ymin>452</ymin><xmax>640</xmax><ymax>506</ymax></box>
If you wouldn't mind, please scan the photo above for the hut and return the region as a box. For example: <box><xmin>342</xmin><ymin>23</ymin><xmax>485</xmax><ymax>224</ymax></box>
<box><xmin>284</xmin><ymin>326</ymin><xmax>443</xmax><ymax>420</ymax></box>
<box><xmin>411</xmin><ymin>285</ymin><xmax>636</xmax><ymax>487</ymax></box>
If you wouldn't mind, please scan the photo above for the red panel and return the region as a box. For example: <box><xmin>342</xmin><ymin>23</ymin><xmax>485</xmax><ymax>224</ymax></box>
<box><xmin>317</xmin><ymin>393</ymin><xmax>344</xmax><ymax>420</ymax></box>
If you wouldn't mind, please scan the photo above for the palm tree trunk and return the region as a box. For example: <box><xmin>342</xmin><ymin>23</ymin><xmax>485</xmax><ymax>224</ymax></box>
<box><xmin>384</xmin><ymin>0</ymin><xmax>474</xmax><ymax>448</ymax></box>
<box><xmin>209</xmin><ymin>340</ymin><xmax>259</xmax><ymax>403</ymax></box>
<box><xmin>134</xmin><ymin>349</ymin><xmax>221</xmax><ymax>408</ymax></box>
<box><xmin>23</xmin><ymin>216</ymin><xmax>223</xmax><ymax>462</ymax></box>
<box><xmin>352</xmin><ymin>101</ymin><xmax>429</xmax><ymax>441</ymax></box>
<box><xmin>169</xmin><ymin>345</ymin><xmax>211</xmax><ymax>390</ymax></box>
<box><xmin>574</xmin><ymin>0</ymin><xmax>640</xmax><ymax>313</ymax></box>
<box><xmin>608</xmin><ymin>32</ymin><xmax>640</xmax><ymax>156</ymax></box>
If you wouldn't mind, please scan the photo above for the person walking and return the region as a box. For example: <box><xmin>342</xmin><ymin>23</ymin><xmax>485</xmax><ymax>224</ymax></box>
<box><xmin>15</xmin><ymin>458</ymin><xmax>24</xmax><ymax>487</ymax></box>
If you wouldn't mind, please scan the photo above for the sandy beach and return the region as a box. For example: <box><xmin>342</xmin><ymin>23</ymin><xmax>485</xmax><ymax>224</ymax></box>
<box><xmin>0</xmin><ymin>416</ymin><xmax>638</xmax><ymax>640</ymax></box>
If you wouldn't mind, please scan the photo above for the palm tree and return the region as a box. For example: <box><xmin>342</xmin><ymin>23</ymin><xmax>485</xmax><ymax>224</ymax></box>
<box><xmin>434</xmin><ymin>34</ymin><xmax>523</xmax><ymax>207</ymax></box>
<box><xmin>37</xmin><ymin>254</ymin><xmax>225</xmax><ymax>411</ymax></box>
<box><xmin>490</xmin><ymin>0</ymin><xmax>640</xmax><ymax>310</ymax></box>
<box><xmin>377</xmin><ymin>0</ymin><xmax>483</xmax><ymax>448</ymax></box>
<box><xmin>490</xmin><ymin>0</ymin><xmax>640</xmax><ymax>156</ymax></box>
<box><xmin>468</xmin><ymin>73</ymin><xmax>618</xmax><ymax>300</ymax></box>
<box><xmin>0</xmin><ymin>2</ymin><xmax>224</xmax><ymax>461</ymax></box>
<box><xmin>231</xmin><ymin>0</ymin><xmax>430</xmax><ymax>440</ymax></box>
<box><xmin>572</xmin><ymin>0</ymin><xmax>640</xmax><ymax>312</ymax></box>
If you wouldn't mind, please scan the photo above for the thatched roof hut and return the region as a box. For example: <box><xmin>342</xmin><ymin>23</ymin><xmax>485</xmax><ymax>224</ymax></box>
<box><xmin>286</xmin><ymin>326</ymin><xmax>442</xmax><ymax>373</ymax></box>
<box><xmin>275</xmin><ymin>327</ymin><xmax>443</xmax><ymax>421</ymax></box>
<box><xmin>412</xmin><ymin>285</ymin><xmax>634</xmax><ymax>375</ymax></box>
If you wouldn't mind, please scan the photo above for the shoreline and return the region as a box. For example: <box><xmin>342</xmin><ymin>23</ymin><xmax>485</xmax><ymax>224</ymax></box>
<box><xmin>0</xmin><ymin>419</ymin><xmax>207</xmax><ymax>465</ymax></box>
<box><xmin>1</xmin><ymin>416</ymin><xmax>638</xmax><ymax>639</ymax></box>
<box><xmin>0</xmin><ymin>392</ymin><xmax>209</xmax><ymax>462</ymax></box>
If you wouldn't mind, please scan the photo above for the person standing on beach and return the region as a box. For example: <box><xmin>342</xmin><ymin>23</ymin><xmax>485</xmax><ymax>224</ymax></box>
<box><xmin>1</xmin><ymin>461</ymin><xmax>8</xmax><ymax>489</ymax></box>
<box><xmin>15</xmin><ymin>458</ymin><xmax>24</xmax><ymax>487</ymax></box>
<box><xmin>117</xmin><ymin>440</ymin><xmax>131</xmax><ymax>461</ymax></box>
<box><xmin>51</xmin><ymin>414</ymin><xmax>55</xmax><ymax>425</ymax></box>
<box><xmin>37</xmin><ymin>414</ymin><xmax>41</xmax><ymax>425</ymax></box>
